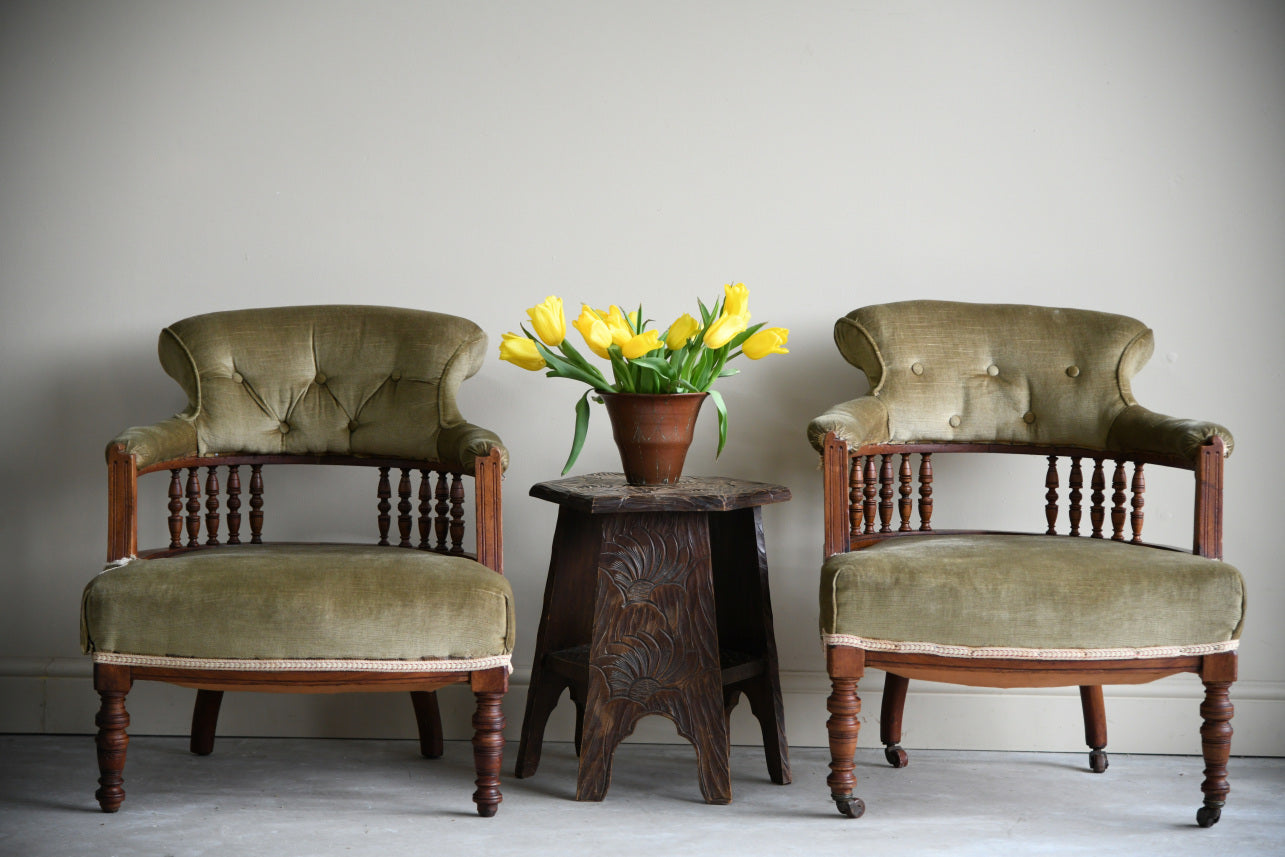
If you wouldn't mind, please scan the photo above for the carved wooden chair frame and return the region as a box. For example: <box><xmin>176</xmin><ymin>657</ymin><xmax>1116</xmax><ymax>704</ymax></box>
<box><xmin>93</xmin><ymin>443</ymin><xmax>509</xmax><ymax>816</ymax></box>
<box><xmin>820</xmin><ymin>432</ymin><xmax>1235</xmax><ymax>826</ymax></box>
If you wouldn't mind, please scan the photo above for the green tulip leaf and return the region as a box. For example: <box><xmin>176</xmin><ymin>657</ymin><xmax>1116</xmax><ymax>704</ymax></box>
<box><xmin>561</xmin><ymin>388</ymin><xmax>594</xmax><ymax>475</ymax></box>
<box><xmin>708</xmin><ymin>389</ymin><xmax>729</xmax><ymax>457</ymax></box>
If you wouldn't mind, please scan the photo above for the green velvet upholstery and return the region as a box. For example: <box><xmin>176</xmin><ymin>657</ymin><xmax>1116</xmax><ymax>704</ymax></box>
<box><xmin>808</xmin><ymin>300</ymin><xmax>1233</xmax><ymax>462</ymax></box>
<box><xmin>821</xmin><ymin>535</ymin><xmax>1244</xmax><ymax>651</ymax></box>
<box><xmin>82</xmin><ymin>545</ymin><xmax>515</xmax><ymax>661</ymax></box>
<box><xmin>111</xmin><ymin>305</ymin><xmax>508</xmax><ymax>473</ymax></box>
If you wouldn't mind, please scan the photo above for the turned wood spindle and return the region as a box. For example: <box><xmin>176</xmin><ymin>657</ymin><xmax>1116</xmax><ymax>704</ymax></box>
<box><xmin>1043</xmin><ymin>456</ymin><xmax>1059</xmax><ymax>535</ymax></box>
<box><xmin>185</xmin><ymin>467</ymin><xmax>202</xmax><ymax>547</ymax></box>
<box><xmin>1068</xmin><ymin>456</ymin><xmax>1083</xmax><ymax>537</ymax></box>
<box><xmin>1090</xmin><ymin>458</ymin><xmax>1106</xmax><ymax>538</ymax></box>
<box><xmin>418</xmin><ymin>469</ymin><xmax>432</xmax><ymax>549</ymax></box>
<box><xmin>449</xmin><ymin>474</ymin><xmax>466</xmax><ymax>554</ymax></box>
<box><xmin>862</xmin><ymin>457</ymin><xmax>878</xmax><ymax>534</ymax></box>
<box><xmin>1199</xmin><ymin>680</ymin><xmax>1234</xmax><ymax>824</ymax></box>
<box><xmin>435</xmin><ymin>472</ymin><xmax>450</xmax><ymax>552</ymax></box>
<box><xmin>1111</xmin><ymin>460</ymin><xmax>1128</xmax><ymax>541</ymax></box>
<box><xmin>471</xmin><ymin>690</ymin><xmax>506</xmax><ymax>817</ymax></box>
<box><xmin>94</xmin><ymin>687</ymin><xmax>130</xmax><ymax>812</ymax></box>
<box><xmin>397</xmin><ymin>468</ymin><xmax>413</xmax><ymax>548</ymax></box>
<box><xmin>225</xmin><ymin>465</ymin><xmax>242</xmax><ymax>545</ymax></box>
<box><xmin>898</xmin><ymin>454</ymin><xmax>913</xmax><ymax>531</ymax></box>
<box><xmin>826</xmin><ymin>676</ymin><xmax>862</xmax><ymax>812</ymax></box>
<box><xmin>376</xmin><ymin>466</ymin><xmax>392</xmax><ymax>546</ymax></box>
<box><xmin>878</xmin><ymin>455</ymin><xmax>894</xmax><ymax>533</ymax></box>
<box><xmin>848</xmin><ymin>456</ymin><xmax>864</xmax><ymax>539</ymax></box>
<box><xmin>1130</xmin><ymin>462</ymin><xmax>1146</xmax><ymax>544</ymax></box>
<box><xmin>167</xmin><ymin>469</ymin><xmax>184</xmax><ymax>549</ymax></box>
<box><xmin>249</xmin><ymin>464</ymin><xmax>264</xmax><ymax>544</ymax></box>
<box><xmin>204</xmin><ymin>467</ymin><xmax>220</xmax><ymax>546</ymax></box>
<box><xmin>918</xmin><ymin>453</ymin><xmax>933</xmax><ymax>531</ymax></box>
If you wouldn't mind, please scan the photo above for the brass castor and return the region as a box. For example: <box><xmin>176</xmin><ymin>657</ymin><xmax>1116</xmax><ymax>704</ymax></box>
<box><xmin>884</xmin><ymin>744</ymin><xmax>909</xmax><ymax>768</ymax></box>
<box><xmin>1196</xmin><ymin>804</ymin><xmax>1222</xmax><ymax>828</ymax></box>
<box><xmin>1088</xmin><ymin>749</ymin><xmax>1108</xmax><ymax>773</ymax></box>
<box><xmin>834</xmin><ymin>795</ymin><xmax>865</xmax><ymax>819</ymax></box>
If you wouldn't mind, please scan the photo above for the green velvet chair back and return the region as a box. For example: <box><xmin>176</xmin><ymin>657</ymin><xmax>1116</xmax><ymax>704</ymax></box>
<box><xmin>834</xmin><ymin>300</ymin><xmax>1153</xmax><ymax>448</ymax></box>
<box><xmin>151</xmin><ymin>305</ymin><xmax>488</xmax><ymax>462</ymax></box>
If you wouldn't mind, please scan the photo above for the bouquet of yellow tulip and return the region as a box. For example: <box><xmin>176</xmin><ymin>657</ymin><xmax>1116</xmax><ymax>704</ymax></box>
<box><xmin>500</xmin><ymin>283</ymin><xmax>789</xmax><ymax>474</ymax></box>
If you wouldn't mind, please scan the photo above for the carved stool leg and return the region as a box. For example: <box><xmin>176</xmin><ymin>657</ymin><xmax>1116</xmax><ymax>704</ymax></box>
<box><xmin>880</xmin><ymin>673</ymin><xmax>909</xmax><ymax>768</ymax></box>
<box><xmin>410</xmin><ymin>691</ymin><xmax>443</xmax><ymax>760</ymax></box>
<box><xmin>93</xmin><ymin>663</ymin><xmax>131</xmax><ymax>812</ymax></box>
<box><xmin>1079</xmin><ymin>685</ymin><xmax>1108</xmax><ymax>773</ymax></box>
<box><xmin>743</xmin><ymin>678</ymin><xmax>791</xmax><ymax>785</ymax></box>
<box><xmin>471</xmin><ymin>668</ymin><xmax>507</xmax><ymax>818</ymax></box>
<box><xmin>514</xmin><ymin>677</ymin><xmax>566</xmax><ymax>777</ymax></box>
<box><xmin>826</xmin><ymin>646</ymin><xmax>865</xmax><ymax>819</ymax></box>
<box><xmin>190</xmin><ymin>690</ymin><xmax>223</xmax><ymax>756</ymax></box>
<box><xmin>1197</xmin><ymin>654</ymin><xmax>1236</xmax><ymax>828</ymax></box>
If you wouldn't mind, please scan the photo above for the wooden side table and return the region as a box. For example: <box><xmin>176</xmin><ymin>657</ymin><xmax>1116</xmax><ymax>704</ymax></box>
<box><xmin>514</xmin><ymin>473</ymin><xmax>792</xmax><ymax>804</ymax></box>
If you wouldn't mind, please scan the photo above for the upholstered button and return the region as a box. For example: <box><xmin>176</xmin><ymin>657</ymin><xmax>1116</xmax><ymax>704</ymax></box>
<box><xmin>911</xmin><ymin>362</ymin><xmax>924</xmax><ymax>376</ymax></box>
<box><xmin>231</xmin><ymin>372</ymin><xmax>243</xmax><ymax>384</ymax></box>
<box><xmin>390</xmin><ymin>371</ymin><xmax>402</xmax><ymax>382</ymax></box>
<box><xmin>279</xmin><ymin>422</ymin><xmax>290</xmax><ymax>433</ymax></box>
<box><xmin>1066</xmin><ymin>365</ymin><xmax>1080</xmax><ymax>378</ymax></box>
<box><xmin>987</xmin><ymin>364</ymin><xmax>999</xmax><ymax>376</ymax></box>
<box><xmin>948</xmin><ymin>415</ymin><xmax>961</xmax><ymax>428</ymax></box>
<box><xmin>1023</xmin><ymin>412</ymin><xmax>1037</xmax><ymax>424</ymax></box>
<box><xmin>314</xmin><ymin>373</ymin><xmax>326</xmax><ymax>385</ymax></box>
<box><xmin>348</xmin><ymin>420</ymin><xmax>359</xmax><ymax>432</ymax></box>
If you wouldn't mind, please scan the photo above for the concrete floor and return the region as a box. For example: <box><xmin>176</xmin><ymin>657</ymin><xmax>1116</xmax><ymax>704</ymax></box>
<box><xmin>2</xmin><ymin>736</ymin><xmax>1282</xmax><ymax>857</ymax></box>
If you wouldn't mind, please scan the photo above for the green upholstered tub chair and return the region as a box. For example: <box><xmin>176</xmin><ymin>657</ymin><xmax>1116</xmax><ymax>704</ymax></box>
<box><xmin>808</xmin><ymin>301</ymin><xmax>1243</xmax><ymax>826</ymax></box>
<box><xmin>81</xmin><ymin>306</ymin><xmax>513</xmax><ymax>817</ymax></box>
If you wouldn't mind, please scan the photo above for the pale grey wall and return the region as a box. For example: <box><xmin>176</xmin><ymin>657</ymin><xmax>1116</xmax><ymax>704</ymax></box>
<box><xmin>2</xmin><ymin>1</ymin><xmax>1282</xmax><ymax>753</ymax></box>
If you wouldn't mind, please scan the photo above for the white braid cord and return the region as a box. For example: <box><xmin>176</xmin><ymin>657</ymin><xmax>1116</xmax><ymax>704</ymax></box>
<box><xmin>821</xmin><ymin>634</ymin><xmax>1238</xmax><ymax>661</ymax></box>
<box><xmin>93</xmin><ymin>652</ymin><xmax>512</xmax><ymax>673</ymax></box>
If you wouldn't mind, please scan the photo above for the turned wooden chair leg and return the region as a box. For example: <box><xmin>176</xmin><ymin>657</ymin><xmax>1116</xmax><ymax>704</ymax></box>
<box><xmin>826</xmin><ymin>646</ymin><xmax>865</xmax><ymax>819</ymax></box>
<box><xmin>1197</xmin><ymin>652</ymin><xmax>1237</xmax><ymax>828</ymax></box>
<box><xmin>471</xmin><ymin>668</ymin><xmax>507</xmax><ymax>818</ymax></box>
<box><xmin>1079</xmin><ymin>685</ymin><xmax>1108</xmax><ymax>773</ymax></box>
<box><xmin>410</xmin><ymin>691</ymin><xmax>444</xmax><ymax>759</ymax></box>
<box><xmin>880</xmin><ymin>672</ymin><xmax>909</xmax><ymax>768</ymax></box>
<box><xmin>94</xmin><ymin>663</ymin><xmax>131</xmax><ymax>812</ymax></box>
<box><xmin>190</xmin><ymin>690</ymin><xmax>224</xmax><ymax>756</ymax></box>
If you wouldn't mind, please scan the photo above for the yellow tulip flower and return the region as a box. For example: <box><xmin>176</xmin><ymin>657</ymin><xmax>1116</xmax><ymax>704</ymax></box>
<box><xmin>526</xmin><ymin>295</ymin><xmax>565</xmax><ymax>346</ymax></box>
<box><xmin>572</xmin><ymin>305</ymin><xmax>613</xmax><ymax>359</ymax></box>
<box><xmin>602</xmin><ymin>305</ymin><xmax>634</xmax><ymax>347</ymax></box>
<box><xmin>664</xmin><ymin>313</ymin><xmax>700</xmax><ymax>350</ymax></box>
<box><xmin>621</xmin><ymin>329</ymin><xmax>663</xmax><ymax>359</ymax></box>
<box><xmin>742</xmin><ymin>326</ymin><xmax>790</xmax><ymax>359</ymax></box>
<box><xmin>722</xmin><ymin>282</ymin><xmax>750</xmax><ymax>319</ymax></box>
<box><xmin>703</xmin><ymin>310</ymin><xmax>749</xmax><ymax>349</ymax></box>
<box><xmin>498</xmin><ymin>332</ymin><xmax>546</xmax><ymax>371</ymax></box>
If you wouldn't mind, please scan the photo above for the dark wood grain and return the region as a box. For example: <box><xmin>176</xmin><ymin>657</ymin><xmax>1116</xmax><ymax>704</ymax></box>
<box><xmin>518</xmin><ymin>475</ymin><xmax>791</xmax><ymax>804</ymax></box>
<box><xmin>529</xmin><ymin>473</ymin><xmax>790</xmax><ymax>514</ymax></box>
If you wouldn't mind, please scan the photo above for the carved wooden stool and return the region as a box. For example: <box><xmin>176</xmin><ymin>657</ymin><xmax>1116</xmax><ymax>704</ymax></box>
<box><xmin>515</xmin><ymin>474</ymin><xmax>792</xmax><ymax>804</ymax></box>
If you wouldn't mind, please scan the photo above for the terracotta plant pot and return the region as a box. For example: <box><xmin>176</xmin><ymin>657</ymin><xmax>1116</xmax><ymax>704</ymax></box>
<box><xmin>599</xmin><ymin>392</ymin><xmax>707</xmax><ymax>485</ymax></box>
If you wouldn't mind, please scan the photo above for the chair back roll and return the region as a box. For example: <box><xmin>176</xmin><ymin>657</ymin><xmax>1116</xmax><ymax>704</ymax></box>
<box><xmin>157</xmin><ymin>305</ymin><xmax>488</xmax><ymax>461</ymax></box>
<box><xmin>835</xmin><ymin>300</ymin><xmax>1153</xmax><ymax>448</ymax></box>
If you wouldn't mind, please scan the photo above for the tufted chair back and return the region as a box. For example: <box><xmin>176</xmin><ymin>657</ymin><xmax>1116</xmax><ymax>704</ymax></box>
<box><xmin>835</xmin><ymin>300</ymin><xmax>1155</xmax><ymax>448</ymax></box>
<box><xmin>149</xmin><ymin>305</ymin><xmax>488</xmax><ymax>462</ymax></box>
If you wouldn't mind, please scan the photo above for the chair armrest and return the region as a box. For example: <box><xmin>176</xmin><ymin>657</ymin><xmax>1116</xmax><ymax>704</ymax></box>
<box><xmin>107</xmin><ymin>417</ymin><xmax>199</xmax><ymax>470</ymax></box>
<box><xmin>439</xmin><ymin>422</ymin><xmax>510</xmax><ymax>474</ymax></box>
<box><xmin>808</xmin><ymin>396</ymin><xmax>891</xmax><ymax>453</ymax></box>
<box><xmin>1107</xmin><ymin>404</ymin><xmax>1234</xmax><ymax>462</ymax></box>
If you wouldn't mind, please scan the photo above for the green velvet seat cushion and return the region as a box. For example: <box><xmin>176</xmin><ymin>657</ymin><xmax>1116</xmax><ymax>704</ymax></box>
<box><xmin>82</xmin><ymin>544</ymin><xmax>515</xmax><ymax>661</ymax></box>
<box><xmin>821</xmin><ymin>535</ymin><xmax>1244</xmax><ymax>652</ymax></box>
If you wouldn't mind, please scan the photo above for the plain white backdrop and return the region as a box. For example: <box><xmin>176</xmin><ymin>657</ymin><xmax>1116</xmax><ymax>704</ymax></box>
<box><xmin>1</xmin><ymin>1</ymin><xmax>1281</xmax><ymax>754</ymax></box>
